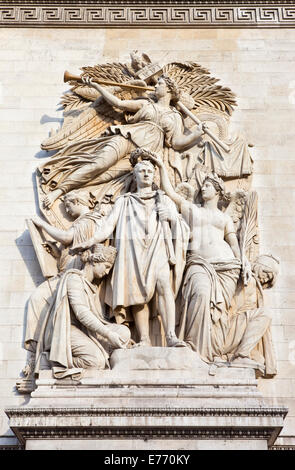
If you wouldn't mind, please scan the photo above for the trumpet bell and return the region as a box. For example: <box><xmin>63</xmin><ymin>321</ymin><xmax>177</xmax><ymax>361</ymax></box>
<box><xmin>64</xmin><ymin>70</ymin><xmax>81</xmax><ymax>83</ymax></box>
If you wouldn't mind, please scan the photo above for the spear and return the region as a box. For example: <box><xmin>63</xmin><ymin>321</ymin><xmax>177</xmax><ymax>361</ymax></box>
<box><xmin>64</xmin><ymin>70</ymin><xmax>154</xmax><ymax>92</ymax></box>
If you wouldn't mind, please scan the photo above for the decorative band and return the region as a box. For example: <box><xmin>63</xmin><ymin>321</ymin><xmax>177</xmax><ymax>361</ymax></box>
<box><xmin>1</xmin><ymin>4</ymin><xmax>295</xmax><ymax>28</ymax></box>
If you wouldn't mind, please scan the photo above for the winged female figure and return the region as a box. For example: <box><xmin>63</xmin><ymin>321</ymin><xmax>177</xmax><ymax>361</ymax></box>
<box><xmin>40</xmin><ymin>73</ymin><xmax>208</xmax><ymax>209</ymax></box>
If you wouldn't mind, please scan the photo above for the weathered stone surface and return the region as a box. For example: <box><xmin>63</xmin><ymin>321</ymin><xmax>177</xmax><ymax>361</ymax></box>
<box><xmin>110</xmin><ymin>347</ymin><xmax>208</xmax><ymax>372</ymax></box>
<box><xmin>1</xmin><ymin>26</ymin><xmax>295</xmax><ymax>449</ymax></box>
<box><xmin>6</xmin><ymin>365</ymin><xmax>287</xmax><ymax>450</ymax></box>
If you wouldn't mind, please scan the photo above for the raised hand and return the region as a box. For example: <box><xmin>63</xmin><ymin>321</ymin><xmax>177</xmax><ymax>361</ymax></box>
<box><xmin>70</xmin><ymin>238</ymin><xmax>95</xmax><ymax>255</ymax></box>
<box><xmin>31</xmin><ymin>216</ymin><xmax>44</xmax><ymax>228</ymax></box>
<box><xmin>242</xmin><ymin>258</ymin><xmax>252</xmax><ymax>286</ymax></box>
<box><xmin>157</xmin><ymin>203</ymin><xmax>172</xmax><ymax>222</ymax></box>
<box><xmin>43</xmin><ymin>189</ymin><xmax>63</xmax><ymax>209</ymax></box>
<box><xmin>145</xmin><ymin>151</ymin><xmax>163</xmax><ymax>168</ymax></box>
<box><xmin>82</xmin><ymin>75</ymin><xmax>95</xmax><ymax>87</ymax></box>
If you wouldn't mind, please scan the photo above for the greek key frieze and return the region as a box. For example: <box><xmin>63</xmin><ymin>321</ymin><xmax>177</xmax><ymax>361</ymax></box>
<box><xmin>1</xmin><ymin>4</ymin><xmax>295</xmax><ymax>27</ymax></box>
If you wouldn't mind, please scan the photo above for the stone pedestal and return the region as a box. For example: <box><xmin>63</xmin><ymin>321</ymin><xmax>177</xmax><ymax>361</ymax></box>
<box><xmin>6</xmin><ymin>348</ymin><xmax>287</xmax><ymax>450</ymax></box>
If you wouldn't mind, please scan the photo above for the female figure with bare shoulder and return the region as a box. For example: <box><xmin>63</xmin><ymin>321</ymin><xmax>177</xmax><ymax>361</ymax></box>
<box><xmin>149</xmin><ymin>152</ymin><xmax>251</xmax><ymax>363</ymax></box>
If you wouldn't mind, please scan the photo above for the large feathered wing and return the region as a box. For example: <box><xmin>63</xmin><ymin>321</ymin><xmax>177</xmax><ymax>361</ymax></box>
<box><xmin>41</xmin><ymin>60</ymin><xmax>148</xmax><ymax>151</ymax></box>
<box><xmin>42</xmin><ymin>59</ymin><xmax>237</xmax><ymax>151</ymax></box>
<box><xmin>163</xmin><ymin>61</ymin><xmax>237</xmax><ymax>116</ymax></box>
<box><xmin>41</xmin><ymin>97</ymin><xmax>126</xmax><ymax>151</ymax></box>
<box><xmin>238</xmin><ymin>191</ymin><xmax>260</xmax><ymax>264</ymax></box>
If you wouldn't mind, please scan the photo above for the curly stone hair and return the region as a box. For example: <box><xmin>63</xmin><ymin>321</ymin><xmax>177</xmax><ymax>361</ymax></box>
<box><xmin>203</xmin><ymin>172</ymin><xmax>226</xmax><ymax>199</ymax></box>
<box><xmin>80</xmin><ymin>243</ymin><xmax>117</xmax><ymax>266</ymax></box>
<box><xmin>252</xmin><ymin>254</ymin><xmax>280</xmax><ymax>289</ymax></box>
<box><xmin>129</xmin><ymin>148</ymin><xmax>157</xmax><ymax>168</ymax></box>
<box><xmin>63</xmin><ymin>190</ymin><xmax>95</xmax><ymax>209</ymax></box>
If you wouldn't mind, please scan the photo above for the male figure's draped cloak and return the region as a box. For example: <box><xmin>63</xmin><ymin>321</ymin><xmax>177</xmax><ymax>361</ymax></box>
<box><xmin>103</xmin><ymin>190</ymin><xmax>190</xmax><ymax>312</ymax></box>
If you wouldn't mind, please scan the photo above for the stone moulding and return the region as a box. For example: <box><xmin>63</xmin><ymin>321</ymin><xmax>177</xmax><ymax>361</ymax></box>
<box><xmin>5</xmin><ymin>406</ymin><xmax>289</xmax><ymax>418</ymax></box>
<box><xmin>1</xmin><ymin>1</ymin><xmax>295</xmax><ymax>28</ymax></box>
<box><xmin>5</xmin><ymin>406</ymin><xmax>288</xmax><ymax>447</ymax></box>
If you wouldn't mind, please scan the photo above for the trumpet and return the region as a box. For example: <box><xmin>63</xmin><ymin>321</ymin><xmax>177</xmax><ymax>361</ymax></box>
<box><xmin>63</xmin><ymin>70</ymin><xmax>154</xmax><ymax>92</ymax></box>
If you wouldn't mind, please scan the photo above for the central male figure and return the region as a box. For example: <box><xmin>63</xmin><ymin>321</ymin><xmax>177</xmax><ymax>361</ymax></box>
<box><xmin>75</xmin><ymin>150</ymin><xmax>189</xmax><ymax>347</ymax></box>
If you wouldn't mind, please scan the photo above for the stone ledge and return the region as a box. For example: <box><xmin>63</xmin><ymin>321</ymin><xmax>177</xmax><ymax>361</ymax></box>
<box><xmin>110</xmin><ymin>346</ymin><xmax>209</xmax><ymax>371</ymax></box>
<box><xmin>1</xmin><ymin>2</ymin><xmax>295</xmax><ymax>28</ymax></box>
<box><xmin>6</xmin><ymin>406</ymin><xmax>289</xmax><ymax>418</ymax></box>
<box><xmin>6</xmin><ymin>405</ymin><xmax>288</xmax><ymax>448</ymax></box>
<box><xmin>2</xmin><ymin>1</ymin><xmax>294</xmax><ymax>5</ymax></box>
<box><xmin>5</xmin><ymin>355</ymin><xmax>288</xmax><ymax>449</ymax></box>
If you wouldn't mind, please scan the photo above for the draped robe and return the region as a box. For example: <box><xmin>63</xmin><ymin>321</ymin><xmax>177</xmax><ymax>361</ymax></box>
<box><xmin>24</xmin><ymin>211</ymin><xmax>104</xmax><ymax>351</ymax></box>
<box><xmin>99</xmin><ymin>190</ymin><xmax>189</xmax><ymax>319</ymax></box>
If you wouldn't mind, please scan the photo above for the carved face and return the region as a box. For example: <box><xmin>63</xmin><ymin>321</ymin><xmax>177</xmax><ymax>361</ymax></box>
<box><xmin>201</xmin><ymin>180</ymin><xmax>218</xmax><ymax>201</ymax></box>
<box><xmin>253</xmin><ymin>255</ymin><xmax>279</xmax><ymax>289</ymax></box>
<box><xmin>134</xmin><ymin>162</ymin><xmax>155</xmax><ymax>188</ymax></box>
<box><xmin>154</xmin><ymin>77</ymin><xmax>170</xmax><ymax>99</ymax></box>
<box><xmin>258</xmin><ymin>271</ymin><xmax>273</xmax><ymax>286</ymax></box>
<box><xmin>64</xmin><ymin>199</ymin><xmax>83</xmax><ymax>218</ymax></box>
<box><xmin>92</xmin><ymin>261</ymin><xmax>113</xmax><ymax>280</ymax></box>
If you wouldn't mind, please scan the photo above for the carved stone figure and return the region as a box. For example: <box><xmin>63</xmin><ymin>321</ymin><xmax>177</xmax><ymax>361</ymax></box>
<box><xmin>40</xmin><ymin>74</ymin><xmax>206</xmax><ymax>209</ymax></box>
<box><xmin>17</xmin><ymin>191</ymin><xmax>110</xmax><ymax>390</ymax></box>
<box><xmin>24</xmin><ymin>191</ymin><xmax>106</xmax><ymax>353</ymax></box>
<box><xmin>17</xmin><ymin>51</ymin><xmax>279</xmax><ymax>389</ymax></box>
<box><xmin>37</xmin><ymin>54</ymin><xmax>253</xmax><ymax>230</ymax></box>
<box><xmin>221</xmin><ymin>254</ymin><xmax>279</xmax><ymax>376</ymax></box>
<box><xmin>74</xmin><ymin>149</ymin><xmax>190</xmax><ymax>348</ymax></box>
<box><xmin>34</xmin><ymin>244</ymin><xmax>130</xmax><ymax>379</ymax></box>
<box><xmin>149</xmin><ymin>152</ymin><xmax>248</xmax><ymax>361</ymax></box>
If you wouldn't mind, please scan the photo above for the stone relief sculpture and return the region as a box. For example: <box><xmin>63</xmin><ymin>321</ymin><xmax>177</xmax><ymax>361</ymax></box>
<box><xmin>148</xmin><ymin>151</ymin><xmax>278</xmax><ymax>376</ymax></box>
<box><xmin>222</xmin><ymin>254</ymin><xmax>279</xmax><ymax>376</ymax></box>
<box><xmin>37</xmin><ymin>53</ymin><xmax>252</xmax><ymax>228</ymax></box>
<box><xmin>16</xmin><ymin>51</ymin><xmax>279</xmax><ymax>392</ymax></box>
<box><xmin>17</xmin><ymin>191</ymin><xmax>114</xmax><ymax>390</ymax></box>
<box><xmin>35</xmin><ymin>244</ymin><xmax>130</xmax><ymax>380</ymax></box>
<box><xmin>149</xmin><ymin>157</ymin><xmax>243</xmax><ymax>362</ymax></box>
<box><xmin>73</xmin><ymin>149</ymin><xmax>190</xmax><ymax>348</ymax></box>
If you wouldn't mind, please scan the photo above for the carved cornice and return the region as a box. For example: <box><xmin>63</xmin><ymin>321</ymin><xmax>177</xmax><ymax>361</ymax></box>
<box><xmin>2</xmin><ymin>1</ymin><xmax>294</xmax><ymax>4</ymax></box>
<box><xmin>0</xmin><ymin>445</ymin><xmax>24</xmax><ymax>450</ymax></box>
<box><xmin>6</xmin><ymin>406</ymin><xmax>287</xmax><ymax>446</ymax></box>
<box><xmin>12</xmin><ymin>426</ymin><xmax>277</xmax><ymax>441</ymax></box>
<box><xmin>5</xmin><ymin>406</ymin><xmax>289</xmax><ymax>418</ymax></box>
<box><xmin>271</xmin><ymin>445</ymin><xmax>295</xmax><ymax>450</ymax></box>
<box><xmin>1</xmin><ymin>2</ymin><xmax>295</xmax><ymax>28</ymax></box>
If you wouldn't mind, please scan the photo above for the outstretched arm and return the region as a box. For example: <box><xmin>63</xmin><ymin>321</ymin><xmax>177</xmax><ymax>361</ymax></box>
<box><xmin>71</xmin><ymin>198</ymin><xmax>122</xmax><ymax>252</ymax></box>
<box><xmin>224</xmin><ymin>216</ymin><xmax>241</xmax><ymax>260</ymax></box>
<box><xmin>224</xmin><ymin>216</ymin><xmax>251</xmax><ymax>286</ymax></box>
<box><xmin>67</xmin><ymin>274</ymin><xmax>127</xmax><ymax>349</ymax></box>
<box><xmin>147</xmin><ymin>154</ymin><xmax>186</xmax><ymax>212</ymax></box>
<box><xmin>172</xmin><ymin>123</ymin><xmax>206</xmax><ymax>152</ymax></box>
<box><xmin>31</xmin><ymin>216</ymin><xmax>74</xmax><ymax>245</ymax></box>
<box><xmin>83</xmin><ymin>77</ymin><xmax>145</xmax><ymax>113</ymax></box>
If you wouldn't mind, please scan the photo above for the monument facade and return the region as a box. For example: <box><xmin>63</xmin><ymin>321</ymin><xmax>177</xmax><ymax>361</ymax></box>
<box><xmin>0</xmin><ymin>0</ymin><xmax>295</xmax><ymax>450</ymax></box>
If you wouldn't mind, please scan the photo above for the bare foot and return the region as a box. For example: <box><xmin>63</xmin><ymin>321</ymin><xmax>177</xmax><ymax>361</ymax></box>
<box><xmin>166</xmin><ymin>333</ymin><xmax>187</xmax><ymax>348</ymax></box>
<box><xmin>132</xmin><ymin>337</ymin><xmax>152</xmax><ymax>348</ymax></box>
<box><xmin>43</xmin><ymin>189</ymin><xmax>63</xmax><ymax>209</ymax></box>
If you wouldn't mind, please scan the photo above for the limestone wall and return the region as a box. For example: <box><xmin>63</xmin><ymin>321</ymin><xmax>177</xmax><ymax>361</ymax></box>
<box><xmin>0</xmin><ymin>27</ymin><xmax>295</xmax><ymax>447</ymax></box>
